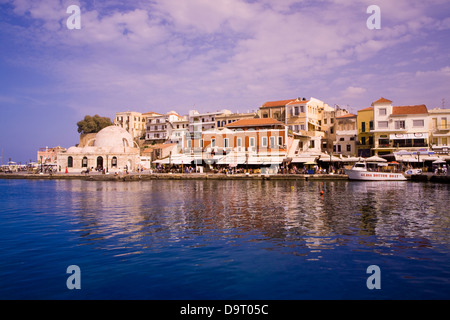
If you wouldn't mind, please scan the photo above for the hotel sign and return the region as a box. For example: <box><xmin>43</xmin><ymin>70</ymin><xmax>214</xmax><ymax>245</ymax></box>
<box><xmin>389</xmin><ymin>133</ymin><xmax>426</xmax><ymax>140</ymax></box>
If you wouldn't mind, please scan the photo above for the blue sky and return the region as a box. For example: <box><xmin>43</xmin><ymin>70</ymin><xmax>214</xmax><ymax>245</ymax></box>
<box><xmin>0</xmin><ymin>0</ymin><xmax>449</xmax><ymax>163</ymax></box>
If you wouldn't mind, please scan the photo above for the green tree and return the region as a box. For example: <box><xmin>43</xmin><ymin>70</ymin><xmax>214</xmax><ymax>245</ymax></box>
<box><xmin>77</xmin><ymin>115</ymin><xmax>113</xmax><ymax>134</ymax></box>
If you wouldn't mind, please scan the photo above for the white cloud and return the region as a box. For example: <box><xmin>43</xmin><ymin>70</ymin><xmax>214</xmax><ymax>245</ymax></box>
<box><xmin>2</xmin><ymin>0</ymin><xmax>449</xmax><ymax>114</ymax></box>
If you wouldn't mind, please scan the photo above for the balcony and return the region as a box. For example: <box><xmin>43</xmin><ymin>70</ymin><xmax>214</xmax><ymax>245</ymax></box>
<box><xmin>432</xmin><ymin>124</ymin><xmax>450</xmax><ymax>132</ymax></box>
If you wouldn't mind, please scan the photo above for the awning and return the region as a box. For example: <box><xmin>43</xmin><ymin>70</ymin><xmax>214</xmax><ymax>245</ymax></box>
<box><xmin>291</xmin><ymin>156</ymin><xmax>316</xmax><ymax>163</ymax></box>
<box><xmin>365</xmin><ymin>156</ymin><xmax>387</xmax><ymax>162</ymax></box>
<box><xmin>320</xmin><ymin>155</ymin><xmax>342</xmax><ymax>162</ymax></box>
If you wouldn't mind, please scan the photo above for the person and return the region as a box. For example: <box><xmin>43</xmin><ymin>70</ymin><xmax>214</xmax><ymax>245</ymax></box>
<box><xmin>65</xmin><ymin>167</ymin><xmax>68</xmax><ymax>174</ymax></box>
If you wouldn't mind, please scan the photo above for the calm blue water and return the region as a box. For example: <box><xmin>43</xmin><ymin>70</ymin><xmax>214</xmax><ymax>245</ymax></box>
<box><xmin>0</xmin><ymin>178</ymin><xmax>449</xmax><ymax>300</ymax></box>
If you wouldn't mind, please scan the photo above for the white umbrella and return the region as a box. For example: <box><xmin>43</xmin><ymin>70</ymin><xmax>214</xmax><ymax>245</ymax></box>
<box><xmin>365</xmin><ymin>155</ymin><xmax>387</xmax><ymax>162</ymax></box>
<box><xmin>433</xmin><ymin>159</ymin><xmax>446</xmax><ymax>164</ymax></box>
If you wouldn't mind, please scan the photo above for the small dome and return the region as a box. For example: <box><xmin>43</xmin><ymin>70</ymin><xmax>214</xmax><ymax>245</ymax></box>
<box><xmin>82</xmin><ymin>146</ymin><xmax>97</xmax><ymax>154</ymax></box>
<box><xmin>94</xmin><ymin>126</ymin><xmax>133</xmax><ymax>149</ymax></box>
<box><xmin>67</xmin><ymin>146</ymin><xmax>82</xmax><ymax>153</ymax></box>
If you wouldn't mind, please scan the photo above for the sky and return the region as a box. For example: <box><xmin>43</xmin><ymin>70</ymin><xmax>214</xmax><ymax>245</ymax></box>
<box><xmin>0</xmin><ymin>0</ymin><xmax>449</xmax><ymax>163</ymax></box>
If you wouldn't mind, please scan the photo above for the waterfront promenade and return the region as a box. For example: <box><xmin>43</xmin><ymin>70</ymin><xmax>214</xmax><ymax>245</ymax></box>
<box><xmin>0</xmin><ymin>171</ymin><xmax>349</xmax><ymax>181</ymax></box>
<box><xmin>2</xmin><ymin>171</ymin><xmax>450</xmax><ymax>182</ymax></box>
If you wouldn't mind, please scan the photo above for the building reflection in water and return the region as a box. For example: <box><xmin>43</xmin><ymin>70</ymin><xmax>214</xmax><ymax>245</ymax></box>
<box><xmin>55</xmin><ymin>179</ymin><xmax>450</xmax><ymax>260</ymax></box>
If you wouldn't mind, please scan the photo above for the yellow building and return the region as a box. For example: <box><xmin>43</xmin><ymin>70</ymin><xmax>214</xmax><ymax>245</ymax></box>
<box><xmin>429</xmin><ymin>108</ymin><xmax>450</xmax><ymax>155</ymax></box>
<box><xmin>114</xmin><ymin>111</ymin><xmax>147</xmax><ymax>140</ymax></box>
<box><xmin>356</xmin><ymin>107</ymin><xmax>374</xmax><ymax>157</ymax></box>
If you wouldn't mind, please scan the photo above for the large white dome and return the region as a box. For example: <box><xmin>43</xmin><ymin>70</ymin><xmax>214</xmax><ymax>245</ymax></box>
<box><xmin>94</xmin><ymin>126</ymin><xmax>134</xmax><ymax>148</ymax></box>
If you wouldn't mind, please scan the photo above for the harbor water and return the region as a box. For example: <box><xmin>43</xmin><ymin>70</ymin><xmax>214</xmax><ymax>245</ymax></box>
<box><xmin>0</xmin><ymin>179</ymin><xmax>449</xmax><ymax>299</ymax></box>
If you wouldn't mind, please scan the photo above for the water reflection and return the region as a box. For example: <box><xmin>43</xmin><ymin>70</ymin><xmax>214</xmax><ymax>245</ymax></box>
<box><xmin>53</xmin><ymin>179</ymin><xmax>450</xmax><ymax>261</ymax></box>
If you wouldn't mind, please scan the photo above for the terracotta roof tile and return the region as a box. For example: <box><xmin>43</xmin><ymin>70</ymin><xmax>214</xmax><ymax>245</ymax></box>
<box><xmin>371</xmin><ymin>97</ymin><xmax>392</xmax><ymax>105</ymax></box>
<box><xmin>392</xmin><ymin>105</ymin><xmax>428</xmax><ymax>115</ymax></box>
<box><xmin>286</xmin><ymin>99</ymin><xmax>310</xmax><ymax>105</ymax></box>
<box><xmin>225</xmin><ymin>118</ymin><xmax>285</xmax><ymax>128</ymax></box>
<box><xmin>358</xmin><ymin>107</ymin><xmax>373</xmax><ymax>112</ymax></box>
<box><xmin>336</xmin><ymin>113</ymin><xmax>357</xmax><ymax>119</ymax></box>
<box><xmin>261</xmin><ymin>99</ymin><xmax>296</xmax><ymax>108</ymax></box>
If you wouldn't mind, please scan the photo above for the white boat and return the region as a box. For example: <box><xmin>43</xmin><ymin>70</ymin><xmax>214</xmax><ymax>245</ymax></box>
<box><xmin>345</xmin><ymin>162</ymin><xmax>407</xmax><ymax>181</ymax></box>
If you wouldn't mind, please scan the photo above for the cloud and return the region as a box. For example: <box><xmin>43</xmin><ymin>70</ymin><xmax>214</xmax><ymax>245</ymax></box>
<box><xmin>2</xmin><ymin>0</ymin><xmax>449</xmax><ymax>116</ymax></box>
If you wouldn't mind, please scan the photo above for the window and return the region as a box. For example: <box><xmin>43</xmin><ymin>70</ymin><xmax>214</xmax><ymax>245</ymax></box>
<box><xmin>395</xmin><ymin>120</ymin><xmax>406</xmax><ymax>129</ymax></box>
<box><xmin>347</xmin><ymin>144</ymin><xmax>351</xmax><ymax>152</ymax></box>
<box><xmin>379</xmin><ymin>108</ymin><xmax>387</xmax><ymax>116</ymax></box>
<box><xmin>324</xmin><ymin>118</ymin><xmax>327</xmax><ymax>125</ymax></box>
<box><xmin>369</xmin><ymin>121</ymin><xmax>374</xmax><ymax>130</ymax></box>
<box><xmin>361</xmin><ymin>122</ymin><xmax>366</xmax><ymax>132</ymax></box>
<box><xmin>378</xmin><ymin>138</ymin><xmax>390</xmax><ymax>147</ymax></box>
<box><xmin>294</xmin><ymin>107</ymin><xmax>299</xmax><ymax>116</ymax></box>
<box><xmin>278</xmin><ymin>136</ymin><xmax>283</xmax><ymax>146</ymax></box>
<box><xmin>262</xmin><ymin>113</ymin><xmax>268</xmax><ymax>118</ymax></box>
<box><xmin>300</xmin><ymin>106</ymin><xmax>305</xmax><ymax>113</ymax></box>
<box><xmin>67</xmin><ymin>156</ymin><xmax>73</xmax><ymax>168</ymax></box>
<box><xmin>112</xmin><ymin>157</ymin><xmax>117</xmax><ymax>168</ymax></box>
<box><xmin>224</xmin><ymin>138</ymin><xmax>229</xmax><ymax>148</ymax></box>
<box><xmin>378</xmin><ymin>121</ymin><xmax>388</xmax><ymax>128</ymax></box>
<box><xmin>249</xmin><ymin>137</ymin><xmax>255</xmax><ymax>147</ymax></box>
<box><xmin>187</xmin><ymin>139</ymin><xmax>192</xmax><ymax>148</ymax></box>
<box><xmin>262</xmin><ymin>137</ymin><xmax>268</xmax><ymax>147</ymax></box>
<box><xmin>432</xmin><ymin>118</ymin><xmax>437</xmax><ymax>129</ymax></box>
<box><xmin>337</xmin><ymin>145</ymin><xmax>341</xmax><ymax>152</ymax></box>
<box><xmin>330</xmin><ymin>127</ymin><xmax>334</xmax><ymax>134</ymax></box>
<box><xmin>269</xmin><ymin>136</ymin><xmax>276</xmax><ymax>148</ymax></box>
<box><xmin>310</xmin><ymin>140</ymin><xmax>315</xmax><ymax>148</ymax></box>
<box><xmin>82</xmin><ymin>157</ymin><xmax>88</xmax><ymax>168</ymax></box>
<box><xmin>413</xmin><ymin>119</ymin><xmax>424</xmax><ymax>127</ymax></box>
<box><xmin>350</xmin><ymin>137</ymin><xmax>355</xmax><ymax>141</ymax></box>
<box><xmin>442</xmin><ymin>137</ymin><xmax>448</xmax><ymax>146</ymax></box>
<box><xmin>236</xmin><ymin>138</ymin><xmax>242</xmax><ymax>147</ymax></box>
<box><xmin>200</xmin><ymin>139</ymin><xmax>204</xmax><ymax>148</ymax></box>
<box><xmin>361</xmin><ymin>137</ymin><xmax>366</xmax><ymax>145</ymax></box>
<box><xmin>211</xmin><ymin>139</ymin><xmax>216</xmax><ymax>147</ymax></box>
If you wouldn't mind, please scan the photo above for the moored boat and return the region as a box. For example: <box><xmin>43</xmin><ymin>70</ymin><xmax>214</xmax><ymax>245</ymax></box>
<box><xmin>345</xmin><ymin>162</ymin><xmax>407</xmax><ymax>181</ymax></box>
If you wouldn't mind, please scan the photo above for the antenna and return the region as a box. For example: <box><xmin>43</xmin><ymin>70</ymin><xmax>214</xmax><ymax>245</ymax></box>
<box><xmin>442</xmin><ymin>98</ymin><xmax>446</xmax><ymax>108</ymax></box>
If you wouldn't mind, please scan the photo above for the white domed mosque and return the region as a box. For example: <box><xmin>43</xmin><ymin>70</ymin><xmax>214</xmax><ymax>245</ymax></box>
<box><xmin>58</xmin><ymin>125</ymin><xmax>141</xmax><ymax>173</ymax></box>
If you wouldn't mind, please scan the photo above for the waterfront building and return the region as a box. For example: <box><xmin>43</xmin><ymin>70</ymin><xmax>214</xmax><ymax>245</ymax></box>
<box><xmin>428</xmin><ymin>108</ymin><xmax>450</xmax><ymax>155</ymax></box>
<box><xmin>114</xmin><ymin>111</ymin><xmax>146</xmax><ymax>140</ymax></box>
<box><xmin>356</xmin><ymin>107</ymin><xmax>374</xmax><ymax>157</ymax></box>
<box><xmin>260</xmin><ymin>97</ymin><xmax>333</xmax><ymax>159</ymax></box>
<box><xmin>37</xmin><ymin>146</ymin><xmax>66</xmax><ymax>166</ymax></box>
<box><xmin>141</xmin><ymin>143</ymin><xmax>178</xmax><ymax>167</ymax></box>
<box><xmin>57</xmin><ymin>125</ymin><xmax>141</xmax><ymax>173</ymax></box>
<box><xmin>166</xmin><ymin>116</ymin><xmax>189</xmax><ymax>149</ymax></box>
<box><xmin>216</xmin><ymin>111</ymin><xmax>259</xmax><ymax>128</ymax></box>
<box><xmin>145</xmin><ymin>111</ymin><xmax>185</xmax><ymax>143</ymax></box>
<box><xmin>188</xmin><ymin>109</ymin><xmax>231</xmax><ymax>133</ymax></box>
<box><xmin>180</xmin><ymin>118</ymin><xmax>287</xmax><ymax>170</ymax></box>
<box><xmin>259</xmin><ymin>99</ymin><xmax>295</xmax><ymax>122</ymax></box>
<box><xmin>370</xmin><ymin>97</ymin><xmax>429</xmax><ymax>156</ymax></box>
<box><xmin>333</xmin><ymin>113</ymin><xmax>358</xmax><ymax>156</ymax></box>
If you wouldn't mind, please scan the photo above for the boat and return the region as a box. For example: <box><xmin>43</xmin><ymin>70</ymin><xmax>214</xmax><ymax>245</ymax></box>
<box><xmin>345</xmin><ymin>162</ymin><xmax>407</xmax><ymax>181</ymax></box>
